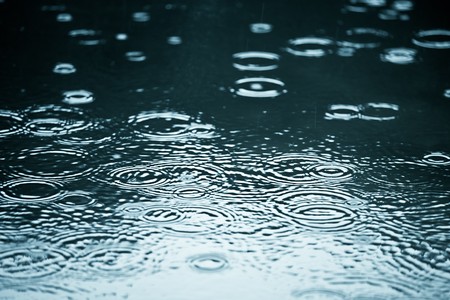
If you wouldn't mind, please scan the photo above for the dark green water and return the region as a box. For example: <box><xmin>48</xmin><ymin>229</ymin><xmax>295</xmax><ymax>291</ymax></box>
<box><xmin>1</xmin><ymin>0</ymin><xmax>450</xmax><ymax>299</ymax></box>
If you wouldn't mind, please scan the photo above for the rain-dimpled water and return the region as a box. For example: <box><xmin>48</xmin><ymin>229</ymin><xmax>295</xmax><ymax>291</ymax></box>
<box><xmin>0</xmin><ymin>0</ymin><xmax>449</xmax><ymax>299</ymax></box>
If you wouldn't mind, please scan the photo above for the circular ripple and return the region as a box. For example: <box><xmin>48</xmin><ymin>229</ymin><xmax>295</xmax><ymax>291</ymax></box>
<box><xmin>10</xmin><ymin>147</ymin><xmax>94</xmax><ymax>180</ymax></box>
<box><xmin>68</xmin><ymin>29</ymin><xmax>103</xmax><ymax>46</ymax></box>
<box><xmin>412</xmin><ymin>29</ymin><xmax>450</xmax><ymax>49</ymax></box>
<box><xmin>380</xmin><ymin>48</ymin><xmax>418</xmax><ymax>65</ymax></box>
<box><xmin>167</xmin><ymin>36</ymin><xmax>182</xmax><ymax>45</ymax></box>
<box><xmin>0</xmin><ymin>179</ymin><xmax>64</xmax><ymax>202</ymax></box>
<box><xmin>128</xmin><ymin>111</ymin><xmax>191</xmax><ymax>140</ymax></box>
<box><xmin>53</xmin><ymin>63</ymin><xmax>76</xmax><ymax>74</ymax></box>
<box><xmin>106</xmin><ymin>164</ymin><xmax>169</xmax><ymax>188</ymax></box>
<box><xmin>187</xmin><ymin>253</ymin><xmax>228</xmax><ymax>272</ymax></box>
<box><xmin>232</xmin><ymin>51</ymin><xmax>280</xmax><ymax>71</ymax></box>
<box><xmin>132</xmin><ymin>12</ymin><xmax>150</xmax><ymax>22</ymax></box>
<box><xmin>54</xmin><ymin>191</ymin><xmax>96</xmax><ymax>209</ymax></box>
<box><xmin>271</xmin><ymin>189</ymin><xmax>365</xmax><ymax>232</ymax></box>
<box><xmin>307</xmin><ymin>163</ymin><xmax>355</xmax><ymax>181</ymax></box>
<box><xmin>142</xmin><ymin>205</ymin><xmax>237</xmax><ymax>236</ymax></box>
<box><xmin>285</xmin><ymin>37</ymin><xmax>334</xmax><ymax>57</ymax></box>
<box><xmin>83</xmin><ymin>247</ymin><xmax>147</xmax><ymax>276</ymax></box>
<box><xmin>56</xmin><ymin>13</ymin><xmax>72</xmax><ymax>22</ymax></box>
<box><xmin>292</xmin><ymin>289</ymin><xmax>345</xmax><ymax>299</ymax></box>
<box><xmin>62</xmin><ymin>90</ymin><xmax>94</xmax><ymax>105</ymax></box>
<box><xmin>422</xmin><ymin>152</ymin><xmax>450</xmax><ymax>166</ymax></box>
<box><xmin>125</xmin><ymin>51</ymin><xmax>146</xmax><ymax>62</ymax></box>
<box><xmin>358</xmin><ymin>102</ymin><xmax>399</xmax><ymax>121</ymax></box>
<box><xmin>325</xmin><ymin>104</ymin><xmax>360</xmax><ymax>121</ymax></box>
<box><xmin>262</xmin><ymin>155</ymin><xmax>325</xmax><ymax>184</ymax></box>
<box><xmin>0</xmin><ymin>247</ymin><xmax>72</xmax><ymax>279</ymax></box>
<box><xmin>0</xmin><ymin>110</ymin><xmax>24</xmax><ymax>137</ymax></box>
<box><xmin>338</xmin><ymin>28</ymin><xmax>391</xmax><ymax>49</ymax></box>
<box><xmin>24</xmin><ymin>105</ymin><xmax>92</xmax><ymax>136</ymax></box>
<box><xmin>230</xmin><ymin>77</ymin><xmax>287</xmax><ymax>98</ymax></box>
<box><xmin>172</xmin><ymin>186</ymin><xmax>209</xmax><ymax>200</ymax></box>
<box><xmin>249</xmin><ymin>22</ymin><xmax>273</xmax><ymax>33</ymax></box>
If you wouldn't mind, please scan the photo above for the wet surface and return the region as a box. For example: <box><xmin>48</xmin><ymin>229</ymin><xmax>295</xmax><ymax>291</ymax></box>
<box><xmin>0</xmin><ymin>0</ymin><xmax>450</xmax><ymax>299</ymax></box>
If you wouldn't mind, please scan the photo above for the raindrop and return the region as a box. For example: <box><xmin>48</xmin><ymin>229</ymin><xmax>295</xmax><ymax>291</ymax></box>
<box><xmin>187</xmin><ymin>253</ymin><xmax>228</xmax><ymax>272</ymax></box>
<box><xmin>53</xmin><ymin>63</ymin><xmax>76</xmax><ymax>74</ymax></box>
<box><xmin>125</xmin><ymin>51</ymin><xmax>146</xmax><ymax>62</ymax></box>
<box><xmin>0</xmin><ymin>247</ymin><xmax>72</xmax><ymax>279</ymax></box>
<box><xmin>292</xmin><ymin>289</ymin><xmax>346</xmax><ymax>299</ymax></box>
<box><xmin>0</xmin><ymin>179</ymin><xmax>65</xmax><ymax>202</ymax></box>
<box><xmin>141</xmin><ymin>206</ymin><xmax>185</xmax><ymax>223</ymax></box>
<box><xmin>380</xmin><ymin>48</ymin><xmax>417</xmax><ymax>64</ymax></box>
<box><xmin>232</xmin><ymin>51</ymin><xmax>280</xmax><ymax>71</ymax></box>
<box><xmin>249</xmin><ymin>22</ymin><xmax>273</xmax><ymax>34</ymax></box>
<box><xmin>24</xmin><ymin>105</ymin><xmax>92</xmax><ymax>136</ymax></box>
<box><xmin>116</xmin><ymin>33</ymin><xmax>128</xmax><ymax>41</ymax></box>
<box><xmin>56</xmin><ymin>13</ymin><xmax>72</xmax><ymax>22</ymax></box>
<box><xmin>412</xmin><ymin>29</ymin><xmax>450</xmax><ymax>49</ymax></box>
<box><xmin>338</xmin><ymin>28</ymin><xmax>391</xmax><ymax>49</ymax></box>
<box><xmin>62</xmin><ymin>90</ymin><xmax>94</xmax><ymax>105</ymax></box>
<box><xmin>0</xmin><ymin>110</ymin><xmax>24</xmax><ymax>137</ymax></box>
<box><xmin>167</xmin><ymin>36</ymin><xmax>182</xmax><ymax>45</ymax></box>
<box><xmin>325</xmin><ymin>104</ymin><xmax>360</xmax><ymax>120</ymax></box>
<box><xmin>422</xmin><ymin>152</ymin><xmax>450</xmax><ymax>166</ymax></box>
<box><xmin>132</xmin><ymin>12</ymin><xmax>150</xmax><ymax>22</ymax></box>
<box><xmin>285</xmin><ymin>37</ymin><xmax>334</xmax><ymax>57</ymax></box>
<box><xmin>68</xmin><ymin>29</ymin><xmax>103</xmax><ymax>46</ymax></box>
<box><xmin>358</xmin><ymin>102</ymin><xmax>399</xmax><ymax>121</ymax></box>
<box><xmin>230</xmin><ymin>77</ymin><xmax>287</xmax><ymax>98</ymax></box>
<box><xmin>9</xmin><ymin>147</ymin><xmax>94</xmax><ymax>180</ymax></box>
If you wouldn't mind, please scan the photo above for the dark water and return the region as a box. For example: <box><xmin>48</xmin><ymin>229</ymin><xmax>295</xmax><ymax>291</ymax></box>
<box><xmin>1</xmin><ymin>0</ymin><xmax>450</xmax><ymax>299</ymax></box>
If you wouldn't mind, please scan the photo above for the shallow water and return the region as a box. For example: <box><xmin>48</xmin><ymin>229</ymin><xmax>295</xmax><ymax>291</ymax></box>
<box><xmin>0</xmin><ymin>0</ymin><xmax>450</xmax><ymax>299</ymax></box>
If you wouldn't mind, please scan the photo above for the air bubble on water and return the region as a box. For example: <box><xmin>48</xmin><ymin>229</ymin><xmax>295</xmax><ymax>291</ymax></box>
<box><xmin>380</xmin><ymin>48</ymin><xmax>417</xmax><ymax>64</ymax></box>
<box><xmin>62</xmin><ymin>90</ymin><xmax>94</xmax><ymax>105</ymax></box>
<box><xmin>412</xmin><ymin>29</ymin><xmax>450</xmax><ymax>49</ymax></box>
<box><xmin>53</xmin><ymin>63</ymin><xmax>76</xmax><ymax>74</ymax></box>
<box><xmin>249</xmin><ymin>23</ymin><xmax>273</xmax><ymax>34</ymax></box>
<box><xmin>132</xmin><ymin>12</ymin><xmax>150</xmax><ymax>22</ymax></box>
<box><xmin>56</xmin><ymin>13</ymin><xmax>72</xmax><ymax>22</ymax></box>
<box><xmin>167</xmin><ymin>36</ymin><xmax>182</xmax><ymax>45</ymax></box>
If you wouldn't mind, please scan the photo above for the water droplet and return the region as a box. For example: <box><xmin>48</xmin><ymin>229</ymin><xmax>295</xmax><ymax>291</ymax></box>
<box><xmin>232</xmin><ymin>51</ymin><xmax>280</xmax><ymax>71</ymax></box>
<box><xmin>141</xmin><ymin>206</ymin><xmax>185</xmax><ymax>223</ymax></box>
<box><xmin>24</xmin><ymin>105</ymin><xmax>92</xmax><ymax>136</ymax></box>
<box><xmin>231</xmin><ymin>77</ymin><xmax>287</xmax><ymax>98</ymax></box>
<box><xmin>0</xmin><ymin>247</ymin><xmax>72</xmax><ymax>279</ymax></box>
<box><xmin>0</xmin><ymin>179</ymin><xmax>64</xmax><ymax>202</ymax></box>
<box><xmin>167</xmin><ymin>36</ymin><xmax>182</xmax><ymax>45</ymax></box>
<box><xmin>56</xmin><ymin>13</ymin><xmax>72</xmax><ymax>22</ymax></box>
<box><xmin>125</xmin><ymin>51</ymin><xmax>146</xmax><ymax>62</ymax></box>
<box><xmin>9</xmin><ymin>147</ymin><xmax>94</xmax><ymax>180</ymax></box>
<box><xmin>338</xmin><ymin>28</ymin><xmax>390</xmax><ymax>49</ymax></box>
<box><xmin>285</xmin><ymin>37</ymin><xmax>334</xmax><ymax>57</ymax></box>
<box><xmin>0</xmin><ymin>110</ymin><xmax>24</xmax><ymax>137</ymax></box>
<box><xmin>422</xmin><ymin>152</ymin><xmax>450</xmax><ymax>166</ymax></box>
<box><xmin>325</xmin><ymin>104</ymin><xmax>360</xmax><ymax>120</ymax></box>
<box><xmin>62</xmin><ymin>90</ymin><xmax>94</xmax><ymax>105</ymax></box>
<box><xmin>116</xmin><ymin>33</ymin><xmax>128</xmax><ymax>41</ymax></box>
<box><xmin>292</xmin><ymin>289</ymin><xmax>346</xmax><ymax>299</ymax></box>
<box><xmin>53</xmin><ymin>63</ymin><xmax>76</xmax><ymax>74</ymax></box>
<box><xmin>132</xmin><ymin>12</ymin><xmax>150</xmax><ymax>22</ymax></box>
<box><xmin>187</xmin><ymin>253</ymin><xmax>228</xmax><ymax>272</ymax></box>
<box><xmin>359</xmin><ymin>102</ymin><xmax>399</xmax><ymax>121</ymax></box>
<box><xmin>380</xmin><ymin>48</ymin><xmax>417</xmax><ymax>64</ymax></box>
<box><xmin>68</xmin><ymin>29</ymin><xmax>103</xmax><ymax>46</ymax></box>
<box><xmin>249</xmin><ymin>23</ymin><xmax>273</xmax><ymax>34</ymax></box>
<box><xmin>412</xmin><ymin>29</ymin><xmax>450</xmax><ymax>49</ymax></box>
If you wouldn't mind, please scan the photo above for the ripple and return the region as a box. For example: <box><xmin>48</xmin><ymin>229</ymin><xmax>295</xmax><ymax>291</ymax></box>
<box><xmin>56</xmin><ymin>13</ymin><xmax>72</xmax><ymax>22</ymax></box>
<box><xmin>187</xmin><ymin>253</ymin><xmax>228</xmax><ymax>272</ymax></box>
<box><xmin>307</xmin><ymin>164</ymin><xmax>356</xmax><ymax>181</ymax></box>
<box><xmin>232</xmin><ymin>51</ymin><xmax>280</xmax><ymax>71</ymax></box>
<box><xmin>270</xmin><ymin>189</ymin><xmax>366</xmax><ymax>232</ymax></box>
<box><xmin>422</xmin><ymin>152</ymin><xmax>450</xmax><ymax>166</ymax></box>
<box><xmin>444</xmin><ymin>89</ymin><xmax>450</xmax><ymax>98</ymax></box>
<box><xmin>132</xmin><ymin>12</ymin><xmax>150</xmax><ymax>22</ymax></box>
<box><xmin>141</xmin><ymin>206</ymin><xmax>185</xmax><ymax>223</ymax></box>
<box><xmin>249</xmin><ymin>22</ymin><xmax>273</xmax><ymax>33</ymax></box>
<box><xmin>338</xmin><ymin>28</ymin><xmax>391</xmax><ymax>49</ymax></box>
<box><xmin>292</xmin><ymin>289</ymin><xmax>346</xmax><ymax>299</ymax></box>
<box><xmin>0</xmin><ymin>246</ymin><xmax>72</xmax><ymax>279</ymax></box>
<box><xmin>68</xmin><ymin>29</ymin><xmax>103</xmax><ymax>46</ymax></box>
<box><xmin>105</xmin><ymin>164</ymin><xmax>169</xmax><ymax>188</ymax></box>
<box><xmin>412</xmin><ymin>29</ymin><xmax>450</xmax><ymax>49</ymax></box>
<box><xmin>380</xmin><ymin>48</ymin><xmax>417</xmax><ymax>64</ymax></box>
<box><xmin>392</xmin><ymin>0</ymin><xmax>414</xmax><ymax>11</ymax></box>
<box><xmin>0</xmin><ymin>179</ymin><xmax>65</xmax><ymax>202</ymax></box>
<box><xmin>24</xmin><ymin>105</ymin><xmax>92</xmax><ymax>136</ymax></box>
<box><xmin>125</xmin><ymin>51</ymin><xmax>146</xmax><ymax>62</ymax></box>
<box><xmin>62</xmin><ymin>90</ymin><xmax>94</xmax><ymax>105</ymax></box>
<box><xmin>10</xmin><ymin>147</ymin><xmax>94</xmax><ymax>180</ymax></box>
<box><xmin>325</xmin><ymin>104</ymin><xmax>360</xmax><ymax>121</ymax></box>
<box><xmin>116</xmin><ymin>33</ymin><xmax>128</xmax><ymax>41</ymax></box>
<box><xmin>128</xmin><ymin>111</ymin><xmax>190</xmax><ymax>139</ymax></box>
<box><xmin>0</xmin><ymin>110</ymin><xmax>24</xmax><ymax>137</ymax></box>
<box><xmin>167</xmin><ymin>36</ymin><xmax>182</xmax><ymax>45</ymax></box>
<box><xmin>54</xmin><ymin>191</ymin><xmax>96</xmax><ymax>209</ymax></box>
<box><xmin>230</xmin><ymin>77</ymin><xmax>287</xmax><ymax>98</ymax></box>
<box><xmin>285</xmin><ymin>37</ymin><xmax>334</xmax><ymax>57</ymax></box>
<box><xmin>358</xmin><ymin>102</ymin><xmax>399</xmax><ymax>121</ymax></box>
<box><xmin>172</xmin><ymin>186</ymin><xmax>209</xmax><ymax>200</ymax></box>
<box><xmin>53</xmin><ymin>63</ymin><xmax>76</xmax><ymax>74</ymax></box>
